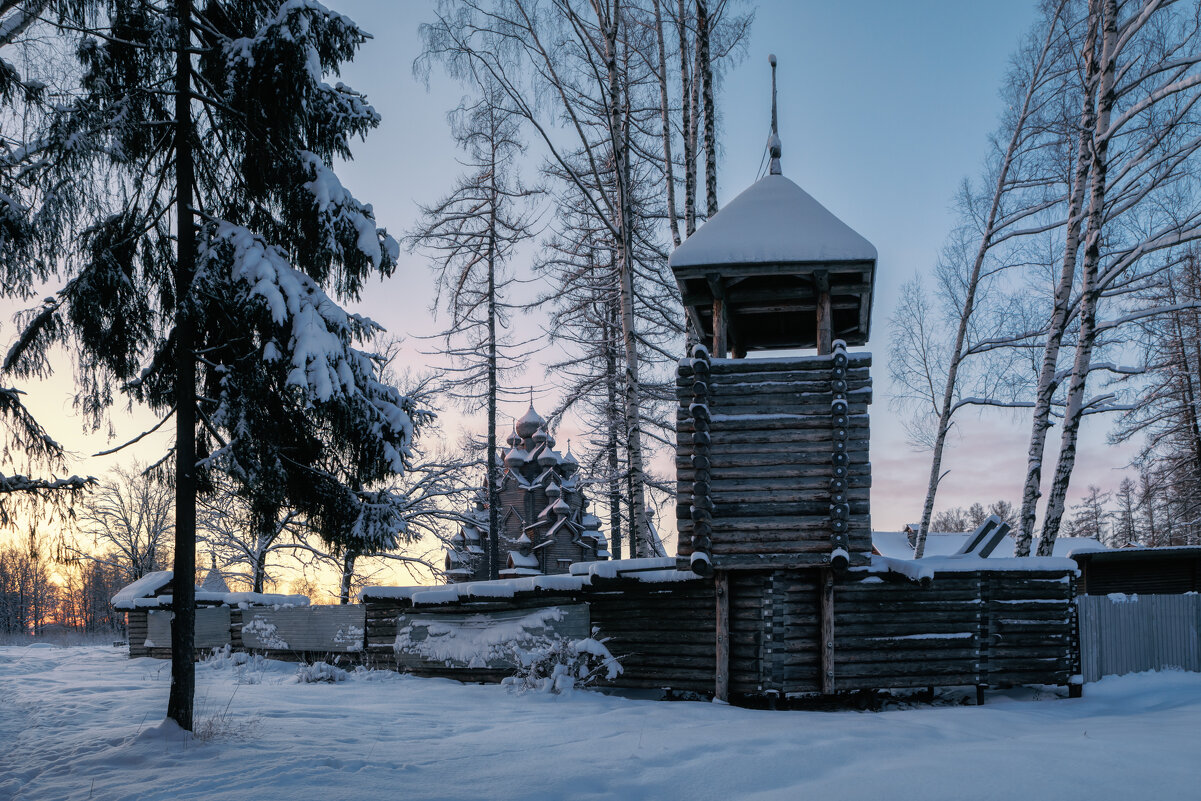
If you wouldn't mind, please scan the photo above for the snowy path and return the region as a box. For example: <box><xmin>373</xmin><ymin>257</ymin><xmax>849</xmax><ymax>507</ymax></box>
<box><xmin>1</xmin><ymin>646</ymin><xmax>1199</xmax><ymax>801</ymax></box>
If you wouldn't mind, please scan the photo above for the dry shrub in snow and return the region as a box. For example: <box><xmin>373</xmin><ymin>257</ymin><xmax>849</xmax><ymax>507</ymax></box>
<box><xmin>504</xmin><ymin>632</ymin><xmax>622</xmax><ymax>695</ymax></box>
<box><xmin>296</xmin><ymin>661</ymin><xmax>348</xmax><ymax>684</ymax></box>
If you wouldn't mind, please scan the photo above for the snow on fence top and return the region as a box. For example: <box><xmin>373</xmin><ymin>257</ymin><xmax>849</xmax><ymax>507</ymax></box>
<box><xmin>111</xmin><ymin>570</ymin><xmax>311</xmax><ymax>610</ymax></box>
<box><xmin>360</xmin><ymin>557</ymin><xmax>698</xmax><ymax>605</ymax></box>
<box><xmin>859</xmin><ymin>554</ymin><xmax>1080</xmax><ymax>585</ymax></box>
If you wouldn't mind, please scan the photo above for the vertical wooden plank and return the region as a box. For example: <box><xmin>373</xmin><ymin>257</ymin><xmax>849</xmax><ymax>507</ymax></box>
<box><xmin>712</xmin><ymin>297</ymin><xmax>727</xmax><ymax>357</ymax></box>
<box><xmin>715</xmin><ymin>571</ymin><xmax>730</xmax><ymax>701</ymax></box>
<box><xmin>816</xmin><ymin>271</ymin><xmax>832</xmax><ymax>356</ymax></box>
<box><xmin>708</xmin><ymin>273</ymin><xmax>727</xmax><ymax>357</ymax></box>
<box><xmin>820</xmin><ymin>567</ymin><xmax>834</xmax><ymax>694</ymax></box>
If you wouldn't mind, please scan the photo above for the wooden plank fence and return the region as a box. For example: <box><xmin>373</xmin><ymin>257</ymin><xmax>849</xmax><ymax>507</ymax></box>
<box><xmin>1078</xmin><ymin>594</ymin><xmax>1201</xmax><ymax>682</ymax></box>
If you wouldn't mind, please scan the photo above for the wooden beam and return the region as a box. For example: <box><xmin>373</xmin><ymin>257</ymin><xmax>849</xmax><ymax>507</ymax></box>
<box><xmin>820</xmin><ymin>567</ymin><xmax>835</xmax><ymax>694</ymax></box>
<box><xmin>715</xmin><ymin>571</ymin><xmax>730</xmax><ymax>701</ymax></box>
<box><xmin>815</xmin><ymin>271</ymin><xmax>832</xmax><ymax>356</ymax></box>
<box><xmin>708</xmin><ymin>274</ymin><xmax>728</xmax><ymax>357</ymax></box>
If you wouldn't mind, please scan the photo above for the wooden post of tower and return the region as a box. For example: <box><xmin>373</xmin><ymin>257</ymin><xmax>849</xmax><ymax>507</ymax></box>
<box><xmin>816</xmin><ymin>270</ymin><xmax>832</xmax><ymax>355</ymax></box>
<box><xmin>709</xmin><ymin>274</ymin><xmax>727</xmax><ymax>357</ymax></box>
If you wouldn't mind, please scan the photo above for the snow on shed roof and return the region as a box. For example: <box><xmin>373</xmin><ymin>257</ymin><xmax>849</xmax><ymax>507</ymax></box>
<box><xmin>669</xmin><ymin>174</ymin><xmax>877</xmax><ymax>271</ymax></box>
<box><xmin>359</xmin><ymin>558</ymin><xmax>698</xmax><ymax>605</ymax></box>
<box><xmin>873</xmin><ymin>530</ymin><xmax>1106</xmax><ymax>560</ymax></box>
<box><xmin>111</xmin><ymin>571</ymin><xmax>173</xmax><ymax>609</ymax></box>
<box><xmin>111</xmin><ymin>570</ymin><xmax>310</xmax><ymax>610</ymax></box>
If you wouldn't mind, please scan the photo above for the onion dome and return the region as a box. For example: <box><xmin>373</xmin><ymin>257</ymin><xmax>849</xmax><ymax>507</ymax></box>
<box><xmin>562</xmin><ymin>443</ymin><xmax>580</xmax><ymax>474</ymax></box>
<box><xmin>506</xmin><ymin>427</ymin><xmax>522</xmax><ymax>448</ymax></box>
<box><xmin>546</xmin><ymin>431</ymin><xmax>557</xmax><ymax>448</ymax></box>
<box><xmin>504</xmin><ymin>446</ymin><xmax>530</xmax><ymax>468</ymax></box>
<box><xmin>538</xmin><ymin>447</ymin><xmax>562</xmax><ymax>468</ymax></box>
<box><xmin>552</xmin><ymin>496</ymin><xmax>571</xmax><ymax>515</ymax></box>
<box><xmin>545</xmin><ymin>482</ymin><xmax>561</xmax><ymax>498</ymax></box>
<box><xmin>532</xmin><ymin>426</ymin><xmax>548</xmax><ymax>444</ymax></box>
<box><xmin>516</xmin><ymin>404</ymin><xmax>545</xmax><ymax>438</ymax></box>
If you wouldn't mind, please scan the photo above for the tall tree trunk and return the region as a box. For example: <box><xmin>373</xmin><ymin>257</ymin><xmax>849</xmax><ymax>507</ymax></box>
<box><xmin>678</xmin><ymin>0</ymin><xmax>698</xmax><ymax>236</ymax></box>
<box><xmin>339</xmin><ymin>550</ymin><xmax>357</xmax><ymax>605</ymax></box>
<box><xmin>914</xmin><ymin>9</ymin><xmax>1062</xmax><ymax>558</ymax></box>
<box><xmin>486</xmin><ymin>133</ymin><xmax>501</xmax><ymax>581</ymax></box>
<box><xmin>605</xmin><ymin>294</ymin><xmax>623</xmax><ymax>560</ymax></box>
<box><xmin>1038</xmin><ymin>0</ymin><xmax>1116</xmax><ymax>556</ymax></box>
<box><xmin>697</xmin><ymin>0</ymin><xmax>716</xmax><ymax>219</ymax></box>
<box><xmin>168</xmin><ymin>0</ymin><xmax>197</xmax><ymax>732</ymax></box>
<box><xmin>601</xmin><ymin>2</ymin><xmax>651</xmax><ymax>557</ymax></box>
<box><xmin>653</xmin><ymin>0</ymin><xmax>680</xmax><ymax>247</ymax></box>
<box><xmin>1014</xmin><ymin>4</ymin><xmax>1099</xmax><ymax>556</ymax></box>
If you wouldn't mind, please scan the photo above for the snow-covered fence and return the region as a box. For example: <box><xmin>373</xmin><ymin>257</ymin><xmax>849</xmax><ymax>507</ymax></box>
<box><xmin>393</xmin><ymin>604</ymin><xmax>590</xmax><ymax>673</ymax></box>
<box><xmin>235</xmin><ymin>606</ymin><xmax>365</xmax><ymax>657</ymax></box>
<box><xmin>1078</xmin><ymin>594</ymin><xmax>1201</xmax><ymax>682</ymax></box>
<box><xmin>131</xmin><ymin>608</ymin><xmax>232</xmax><ymax>658</ymax></box>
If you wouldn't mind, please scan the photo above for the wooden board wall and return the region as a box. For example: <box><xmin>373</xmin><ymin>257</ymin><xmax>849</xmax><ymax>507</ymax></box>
<box><xmin>677</xmin><ymin>354</ymin><xmax>872</xmax><ymax>570</ymax></box>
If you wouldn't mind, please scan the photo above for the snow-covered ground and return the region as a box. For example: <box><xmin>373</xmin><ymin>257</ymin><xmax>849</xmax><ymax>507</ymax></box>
<box><xmin>2</xmin><ymin>646</ymin><xmax>1198</xmax><ymax>801</ymax></box>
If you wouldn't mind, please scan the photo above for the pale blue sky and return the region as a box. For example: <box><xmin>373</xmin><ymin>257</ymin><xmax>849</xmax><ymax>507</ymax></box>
<box><xmin>9</xmin><ymin>1</ymin><xmax>1132</xmax><ymax>555</ymax></box>
<box><xmin>323</xmin><ymin>0</ymin><xmax>1135</xmax><ymax>536</ymax></box>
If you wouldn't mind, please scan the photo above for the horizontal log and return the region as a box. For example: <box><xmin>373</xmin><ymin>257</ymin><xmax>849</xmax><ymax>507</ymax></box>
<box><xmin>679</xmin><ymin>357</ymin><xmax>872</xmax><ymax>377</ymax></box>
<box><xmin>679</xmin><ymin>425</ymin><xmax>870</xmax><ymax>448</ymax></box>
<box><xmin>678</xmin><ymin>390</ymin><xmax>874</xmax><ymax>409</ymax></box>
<box><xmin>834</xmin><ymin>660</ymin><xmax>981</xmax><ymax>679</ymax></box>
<box><xmin>835</xmin><ymin>674</ymin><xmax>981</xmax><ymax>691</ymax></box>
<box><xmin>678</xmin><ymin>415</ymin><xmax>869</xmax><ymax>434</ymax></box>
<box><xmin>678</xmin><ymin>465</ymin><xmax>871</xmax><ymax>481</ymax></box>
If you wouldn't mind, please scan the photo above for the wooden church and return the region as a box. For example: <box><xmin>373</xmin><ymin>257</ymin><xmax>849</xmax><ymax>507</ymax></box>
<box><xmin>444</xmin><ymin>403</ymin><xmax>609</xmax><ymax>583</ymax></box>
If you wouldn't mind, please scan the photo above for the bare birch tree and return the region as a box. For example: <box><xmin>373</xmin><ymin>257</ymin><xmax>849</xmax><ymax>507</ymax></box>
<box><xmin>890</xmin><ymin>2</ymin><xmax>1073</xmax><ymax>557</ymax></box>
<box><xmin>1034</xmin><ymin>0</ymin><xmax>1201</xmax><ymax>554</ymax></box>
<box><xmin>408</xmin><ymin>84</ymin><xmax>539</xmax><ymax>579</ymax></box>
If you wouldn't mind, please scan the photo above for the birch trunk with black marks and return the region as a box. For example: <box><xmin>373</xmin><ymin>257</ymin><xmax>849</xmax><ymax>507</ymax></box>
<box><xmin>654</xmin><ymin>0</ymin><xmax>681</xmax><ymax>247</ymax></box>
<box><xmin>1037</xmin><ymin>0</ymin><xmax>1117</xmax><ymax>555</ymax></box>
<box><xmin>1014</xmin><ymin>4</ymin><xmax>1100</xmax><ymax>557</ymax></box>
<box><xmin>697</xmin><ymin>0</ymin><xmax>716</xmax><ymax>219</ymax></box>
<box><xmin>913</xmin><ymin>12</ymin><xmax>1062</xmax><ymax>558</ymax></box>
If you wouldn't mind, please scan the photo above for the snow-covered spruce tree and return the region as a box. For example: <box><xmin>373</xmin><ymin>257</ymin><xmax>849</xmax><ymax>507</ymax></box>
<box><xmin>0</xmin><ymin>2</ymin><xmax>94</xmax><ymax>520</ymax></box>
<box><xmin>6</xmin><ymin>1</ymin><xmax>421</xmax><ymax>730</ymax></box>
<box><xmin>408</xmin><ymin>84</ymin><xmax>539</xmax><ymax>580</ymax></box>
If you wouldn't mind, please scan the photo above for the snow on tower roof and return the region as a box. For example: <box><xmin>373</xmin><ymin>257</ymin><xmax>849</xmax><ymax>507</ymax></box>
<box><xmin>669</xmin><ymin>174</ymin><xmax>877</xmax><ymax>271</ymax></box>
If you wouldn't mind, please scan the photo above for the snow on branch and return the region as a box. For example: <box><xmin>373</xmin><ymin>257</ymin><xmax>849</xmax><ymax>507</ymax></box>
<box><xmin>197</xmin><ymin>221</ymin><xmax>417</xmax><ymax>471</ymax></box>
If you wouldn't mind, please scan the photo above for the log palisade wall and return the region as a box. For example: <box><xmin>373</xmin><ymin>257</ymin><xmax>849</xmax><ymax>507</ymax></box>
<box><xmin>677</xmin><ymin>351</ymin><xmax>873</xmax><ymax>570</ymax></box>
<box><xmin>364</xmin><ymin>577</ymin><xmax>718</xmax><ymax>694</ymax></box>
<box><xmin>361</xmin><ymin>566</ymin><xmax>1076</xmax><ymax>698</ymax></box>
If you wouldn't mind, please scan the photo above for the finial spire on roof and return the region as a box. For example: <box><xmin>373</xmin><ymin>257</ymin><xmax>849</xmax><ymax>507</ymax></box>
<box><xmin>768</xmin><ymin>53</ymin><xmax>782</xmax><ymax>176</ymax></box>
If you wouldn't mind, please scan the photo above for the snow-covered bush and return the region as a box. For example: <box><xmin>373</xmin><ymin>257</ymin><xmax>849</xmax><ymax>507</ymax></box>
<box><xmin>296</xmin><ymin>661</ymin><xmax>349</xmax><ymax>684</ymax></box>
<box><xmin>503</xmin><ymin>629</ymin><xmax>622</xmax><ymax>695</ymax></box>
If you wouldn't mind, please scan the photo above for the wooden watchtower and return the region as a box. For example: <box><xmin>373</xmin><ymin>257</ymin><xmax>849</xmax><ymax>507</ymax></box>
<box><xmin>671</xmin><ymin>57</ymin><xmax>877</xmax><ymax>697</ymax></box>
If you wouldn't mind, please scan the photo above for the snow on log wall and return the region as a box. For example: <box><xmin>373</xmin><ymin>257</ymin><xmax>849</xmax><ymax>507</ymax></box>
<box><xmin>676</xmin><ymin>353</ymin><xmax>872</xmax><ymax>571</ymax></box>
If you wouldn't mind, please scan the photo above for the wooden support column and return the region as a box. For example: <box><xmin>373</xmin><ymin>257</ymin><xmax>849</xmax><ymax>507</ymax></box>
<box><xmin>815</xmin><ymin>271</ymin><xmax>832</xmax><ymax>355</ymax></box>
<box><xmin>820</xmin><ymin>567</ymin><xmax>834</xmax><ymax>694</ymax></box>
<box><xmin>708</xmin><ymin>273</ymin><xmax>727</xmax><ymax>357</ymax></box>
<box><xmin>715</xmin><ymin>570</ymin><xmax>730</xmax><ymax>701</ymax></box>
